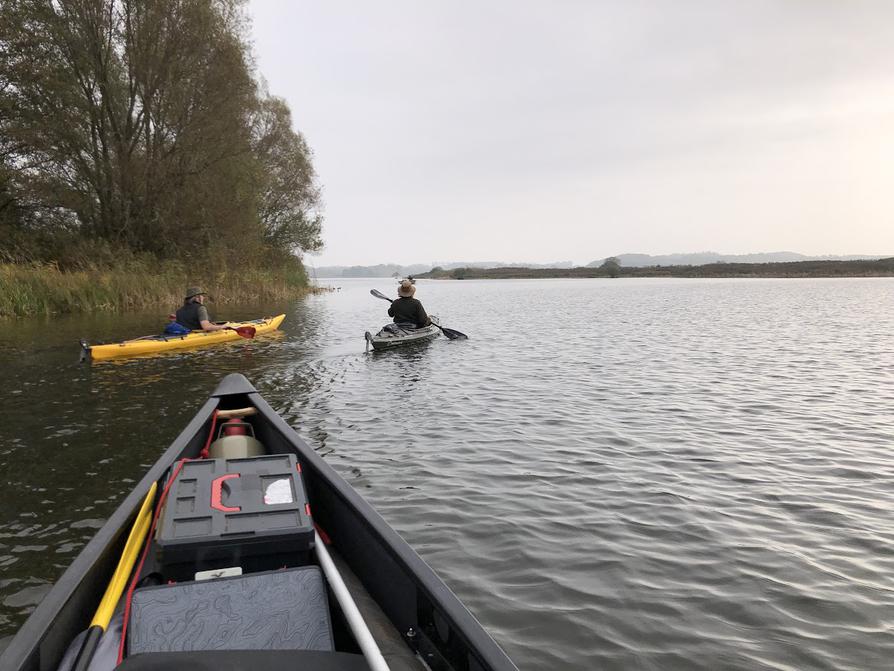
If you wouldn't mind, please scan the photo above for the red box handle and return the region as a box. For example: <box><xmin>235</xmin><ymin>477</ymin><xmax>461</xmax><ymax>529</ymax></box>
<box><xmin>211</xmin><ymin>473</ymin><xmax>241</xmax><ymax>512</ymax></box>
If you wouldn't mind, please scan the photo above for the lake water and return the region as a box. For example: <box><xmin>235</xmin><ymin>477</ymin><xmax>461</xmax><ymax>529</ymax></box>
<box><xmin>1</xmin><ymin>277</ymin><xmax>893</xmax><ymax>670</ymax></box>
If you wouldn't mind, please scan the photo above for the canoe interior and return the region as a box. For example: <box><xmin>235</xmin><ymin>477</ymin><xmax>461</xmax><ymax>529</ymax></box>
<box><xmin>1</xmin><ymin>374</ymin><xmax>517</xmax><ymax>671</ymax></box>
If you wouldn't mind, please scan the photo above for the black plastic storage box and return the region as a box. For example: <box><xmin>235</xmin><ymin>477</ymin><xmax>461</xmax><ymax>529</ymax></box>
<box><xmin>154</xmin><ymin>454</ymin><xmax>314</xmax><ymax>580</ymax></box>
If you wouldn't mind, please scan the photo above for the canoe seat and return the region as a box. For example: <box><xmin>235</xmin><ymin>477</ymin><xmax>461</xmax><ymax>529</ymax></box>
<box><xmin>128</xmin><ymin>567</ymin><xmax>333</xmax><ymax>655</ymax></box>
<box><xmin>117</xmin><ymin>650</ymin><xmax>370</xmax><ymax>670</ymax></box>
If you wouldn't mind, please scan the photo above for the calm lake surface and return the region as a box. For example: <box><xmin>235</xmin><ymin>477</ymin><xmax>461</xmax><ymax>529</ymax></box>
<box><xmin>1</xmin><ymin>277</ymin><xmax>893</xmax><ymax>670</ymax></box>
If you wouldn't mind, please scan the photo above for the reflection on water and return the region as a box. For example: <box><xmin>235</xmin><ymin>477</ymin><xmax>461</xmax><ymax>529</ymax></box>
<box><xmin>2</xmin><ymin>278</ymin><xmax>894</xmax><ymax>670</ymax></box>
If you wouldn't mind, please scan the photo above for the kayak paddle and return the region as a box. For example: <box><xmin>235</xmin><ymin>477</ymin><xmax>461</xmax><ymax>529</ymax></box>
<box><xmin>71</xmin><ymin>482</ymin><xmax>157</xmax><ymax>671</ymax></box>
<box><xmin>370</xmin><ymin>289</ymin><xmax>468</xmax><ymax>340</ymax></box>
<box><xmin>228</xmin><ymin>325</ymin><xmax>256</xmax><ymax>338</ymax></box>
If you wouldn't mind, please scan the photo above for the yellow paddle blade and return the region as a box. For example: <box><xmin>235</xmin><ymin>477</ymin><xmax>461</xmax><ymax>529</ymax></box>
<box><xmin>89</xmin><ymin>481</ymin><xmax>157</xmax><ymax>629</ymax></box>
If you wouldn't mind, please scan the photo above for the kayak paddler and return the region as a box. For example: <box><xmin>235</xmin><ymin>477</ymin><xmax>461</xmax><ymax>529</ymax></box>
<box><xmin>388</xmin><ymin>280</ymin><xmax>430</xmax><ymax>328</ymax></box>
<box><xmin>175</xmin><ymin>287</ymin><xmax>229</xmax><ymax>332</ymax></box>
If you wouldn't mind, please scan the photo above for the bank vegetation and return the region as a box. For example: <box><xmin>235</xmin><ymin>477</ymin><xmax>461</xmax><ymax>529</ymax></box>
<box><xmin>0</xmin><ymin>0</ymin><xmax>322</xmax><ymax>317</ymax></box>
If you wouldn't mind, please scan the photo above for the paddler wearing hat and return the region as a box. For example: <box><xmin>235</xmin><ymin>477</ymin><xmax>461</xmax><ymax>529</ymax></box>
<box><xmin>387</xmin><ymin>280</ymin><xmax>431</xmax><ymax>328</ymax></box>
<box><xmin>174</xmin><ymin>287</ymin><xmax>229</xmax><ymax>332</ymax></box>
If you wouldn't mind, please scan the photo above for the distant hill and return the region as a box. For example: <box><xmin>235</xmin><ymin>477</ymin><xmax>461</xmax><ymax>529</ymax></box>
<box><xmin>430</xmin><ymin>260</ymin><xmax>574</xmax><ymax>270</ymax></box>
<box><xmin>310</xmin><ymin>260</ymin><xmax>573</xmax><ymax>277</ymax></box>
<box><xmin>588</xmin><ymin>252</ymin><xmax>888</xmax><ymax>268</ymax></box>
<box><xmin>310</xmin><ymin>264</ymin><xmax>431</xmax><ymax>278</ymax></box>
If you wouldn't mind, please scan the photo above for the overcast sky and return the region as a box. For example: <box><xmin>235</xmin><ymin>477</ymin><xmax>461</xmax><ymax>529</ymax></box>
<box><xmin>248</xmin><ymin>1</ymin><xmax>894</xmax><ymax>267</ymax></box>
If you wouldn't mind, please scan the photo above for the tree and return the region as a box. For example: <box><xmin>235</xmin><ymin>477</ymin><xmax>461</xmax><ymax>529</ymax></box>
<box><xmin>600</xmin><ymin>256</ymin><xmax>621</xmax><ymax>278</ymax></box>
<box><xmin>251</xmin><ymin>96</ymin><xmax>323</xmax><ymax>256</ymax></box>
<box><xmin>0</xmin><ymin>0</ymin><xmax>323</xmax><ymax>267</ymax></box>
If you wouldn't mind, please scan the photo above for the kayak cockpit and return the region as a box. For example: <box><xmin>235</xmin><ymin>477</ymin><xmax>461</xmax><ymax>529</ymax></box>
<box><xmin>365</xmin><ymin>317</ymin><xmax>440</xmax><ymax>352</ymax></box>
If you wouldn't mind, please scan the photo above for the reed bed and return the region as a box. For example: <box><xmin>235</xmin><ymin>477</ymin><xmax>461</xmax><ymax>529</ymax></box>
<box><xmin>0</xmin><ymin>262</ymin><xmax>315</xmax><ymax>318</ymax></box>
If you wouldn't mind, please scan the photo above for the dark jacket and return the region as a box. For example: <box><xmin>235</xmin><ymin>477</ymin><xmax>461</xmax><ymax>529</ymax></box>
<box><xmin>388</xmin><ymin>297</ymin><xmax>429</xmax><ymax>328</ymax></box>
<box><xmin>175</xmin><ymin>301</ymin><xmax>210</xmax><ymax>330</ymax></box>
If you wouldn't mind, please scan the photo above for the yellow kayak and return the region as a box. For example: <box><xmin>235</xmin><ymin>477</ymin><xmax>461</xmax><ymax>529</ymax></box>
<box><xmin>81</xmin><ymin>314</ymin><xmax>286</xmax><ymax>361</ymax></box>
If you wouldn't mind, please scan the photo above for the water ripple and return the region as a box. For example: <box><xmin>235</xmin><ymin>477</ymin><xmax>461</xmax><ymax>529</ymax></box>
<box><xmin>1</xmin><ymin>278</ymin><xmax>893</xmax><ymax>670</ymax></box>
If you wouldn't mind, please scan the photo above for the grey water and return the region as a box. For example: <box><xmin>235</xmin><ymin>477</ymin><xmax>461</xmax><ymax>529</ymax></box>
<box><xmin>1</xmin><ymin>277</ymin><xmax>893</xmax><ymax>670</ymax></box>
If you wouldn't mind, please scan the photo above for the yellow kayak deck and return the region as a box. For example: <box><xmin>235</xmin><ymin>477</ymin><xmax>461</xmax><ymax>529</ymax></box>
<box><xmin>84</xmin><ymin>314</ymin><xmax>286</xmax><ymax>361</ymax></box>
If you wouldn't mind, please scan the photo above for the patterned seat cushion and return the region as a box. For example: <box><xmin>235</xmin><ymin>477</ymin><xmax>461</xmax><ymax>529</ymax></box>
<box><xmin>128</xmin><ymin>567</ymin><xmax>332</xmax><ymax>654</ymax></box>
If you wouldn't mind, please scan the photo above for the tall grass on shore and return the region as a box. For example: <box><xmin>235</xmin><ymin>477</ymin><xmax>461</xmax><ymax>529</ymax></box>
<box><xmin>0</xmin><ymin>261</ymin><xmax>314</xmax><ymax>318</ymax></box>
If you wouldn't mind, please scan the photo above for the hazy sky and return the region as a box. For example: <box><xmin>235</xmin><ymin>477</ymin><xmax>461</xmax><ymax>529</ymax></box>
<box><xmin>248</xmin><ymin>1</ymin><xmax>894</xmax><ymax>267</ymax></box>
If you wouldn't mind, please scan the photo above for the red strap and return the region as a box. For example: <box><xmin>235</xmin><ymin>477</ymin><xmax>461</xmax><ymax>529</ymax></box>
<box><xmin>210</xmin><ymin>474</ymin><xmax>241</xmax><ymax>512</ymax></box>
<box><xmin>198</xmin><ymin>409</ymin><xmax>219</xmax><ymax>459</ymax></box>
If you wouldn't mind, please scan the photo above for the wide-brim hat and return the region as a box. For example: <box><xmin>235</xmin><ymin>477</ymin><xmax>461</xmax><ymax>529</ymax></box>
<box><xmin>397</xmin><ymin>280</ymin><xmax>415</xmax><ymax>297</ymax></box>
<box><xmin>185</xmin><ymin>286</ymin><xmax>205</xmax><ymax>299</ymax></box>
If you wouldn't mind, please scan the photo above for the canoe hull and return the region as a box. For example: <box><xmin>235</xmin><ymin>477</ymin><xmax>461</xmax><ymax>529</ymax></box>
<box><xmin>84</xmin><ymin>314</ymin><xmax>286</xmax><ymax>361</ymax></box>
<box><xmin>1</xmin><ymin>374</ymin><xmax>518</xmax><ymax>671</ymax></box>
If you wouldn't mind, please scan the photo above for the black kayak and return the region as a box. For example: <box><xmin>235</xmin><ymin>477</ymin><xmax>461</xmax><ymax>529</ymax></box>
<box><xmin>1</xmin><ymin>374</ymin><xmax>518</xmax><ymax>671</ymax></box>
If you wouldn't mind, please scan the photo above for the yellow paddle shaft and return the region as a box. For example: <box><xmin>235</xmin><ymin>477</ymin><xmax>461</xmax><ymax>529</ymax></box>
<box><xmin>89</xmin><ymin>482</ymin><xmax>157</xmax><ymax>629</ymax></box>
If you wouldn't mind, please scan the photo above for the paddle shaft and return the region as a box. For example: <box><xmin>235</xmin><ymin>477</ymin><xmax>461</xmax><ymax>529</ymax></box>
<box><xmin>369</xmin><ymin>288</ymin><xmax>394</xmax><ymax>304</ymax></box>
<box><xmin>314</xmin><ymin>531</ymin><xmax>390</xmax><ymax>671</ymax></box>
<box><xmin>71</xmin><ymin>482</ymin><xmax>157</xmax><ymax>671</ymax></box>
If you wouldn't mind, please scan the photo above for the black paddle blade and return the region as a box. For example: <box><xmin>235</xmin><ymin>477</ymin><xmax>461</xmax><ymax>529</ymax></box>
<box><xmin>370</xmin><ymin>289</ymin><xmax>392</xmax><ymax>302</ymax></box>
<box><xmin>438</xmin><ymin>325</ymin><xmax>468</xmax><ymax>340</ymax></box>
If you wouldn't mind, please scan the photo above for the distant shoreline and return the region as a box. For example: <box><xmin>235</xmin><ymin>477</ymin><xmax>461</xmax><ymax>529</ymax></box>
<box><xmin>417</xmin><ymin>258</ymin><xmax>894</xmax><ymax>280</ymax></box>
